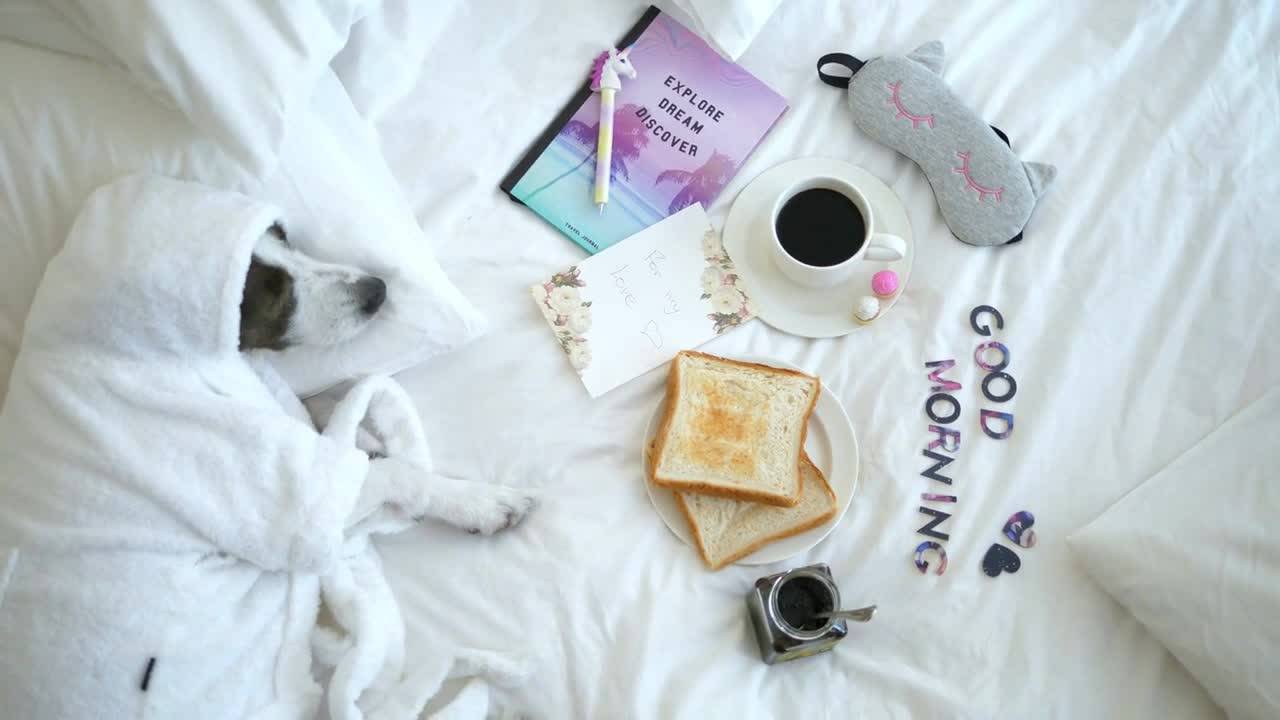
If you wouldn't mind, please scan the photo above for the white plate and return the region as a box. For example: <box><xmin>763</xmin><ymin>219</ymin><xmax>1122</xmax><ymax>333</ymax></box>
<box><xmin>642</xmin><ymin>354</ymin><xmax>859</xmax><ymax>566</ymax></box>
<box><xmin>722</xmin><ymin>158</ymin><xmax>914</xmax><ymax>338</ymax></box>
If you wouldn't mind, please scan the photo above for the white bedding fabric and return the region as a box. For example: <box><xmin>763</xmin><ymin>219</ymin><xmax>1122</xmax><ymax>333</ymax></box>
<box><xmin>0</xmin><ymin>0</ymin><xmax>1275</xmax><ymax>716</ymax></box>
<box><xmin>667</xmin><ymin>0</ymin><xmax>783</xmax><ymax>60</ymax></box>
<box><xmin>1069</xmin><ymin>387</ymin><xmax>1280</xmax><ymax>720</ymax></box>
<box><xmin>45</xmin><ymin>0</ymin><xmax>379</xmax><ymax>177</ymax></box>
<box><xmin>353</xmin><ymin>0</ymin><xmax>1279</xmax><ymax>717</ymax></box>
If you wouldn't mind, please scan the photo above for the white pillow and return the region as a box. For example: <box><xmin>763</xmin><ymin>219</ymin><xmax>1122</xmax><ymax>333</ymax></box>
<box><xmin>1067</xmin><ymin>387</ymin><xmax>1280</xmax><ymax>720</ymax></box>
<box><xmin>662</xmin><ymin>0</ymin><xmax>783</xmax><ymax>59</ymax></box>
<box><xmin>0</xmin><ymin>39</ymin><xmax>483</xmax><ymax>399</ymax></box>
<box><xmin>261</xmin><ymin>72</ymin><xmax>486</xmax><ymax>395</ymax></box>
<box><xmin>0</xmin><ymin>0</ymin><xmax>111</xmax><ymax>61</ymax></box>
<box><xmin>331</xmin><ymin>0</ymin><xmax>446</xmax><ymax>123</ymax></box>
<box><xmin>45</xmin><ymin>0</ymin><xmax>380</xmax><ymax>177</ymax></box>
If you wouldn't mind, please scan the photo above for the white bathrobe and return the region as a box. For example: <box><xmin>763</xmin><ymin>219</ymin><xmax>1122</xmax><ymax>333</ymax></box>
<box><xmin>0</xmin><ymin>175</ymin><xmax>372</xmax><ymax>719</ymax></box>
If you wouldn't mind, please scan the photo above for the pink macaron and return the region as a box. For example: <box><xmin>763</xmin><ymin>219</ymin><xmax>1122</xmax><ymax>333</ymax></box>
<box><xmin>871</xmin><ymin>270</ymin><xmax>899</xmax><ymax>298</ymax></box>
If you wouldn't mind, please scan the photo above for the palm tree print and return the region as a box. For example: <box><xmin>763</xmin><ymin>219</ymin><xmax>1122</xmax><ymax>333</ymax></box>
<box><xmin>654</xmin><ymin>151</ymin><xmax>737</xmax><ymax>214</ymax></box>
<box><xmin>525</xmin><ymin>103</ymin><xmax>650</xmax><ymax>199</ymax></box>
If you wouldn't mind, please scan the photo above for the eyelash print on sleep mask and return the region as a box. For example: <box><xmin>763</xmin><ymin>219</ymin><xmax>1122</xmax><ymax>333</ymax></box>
<box><xmin>818</xmin><ymin>42</ymin><xmax>1057</xmax><ymax>247</ymax></box>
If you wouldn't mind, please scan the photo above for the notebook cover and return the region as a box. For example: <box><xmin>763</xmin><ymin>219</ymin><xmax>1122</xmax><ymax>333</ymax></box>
<box><xmin>501</xmin><ymin>6</ymin><xmax>787</xmax><ymax>254</ymax></box>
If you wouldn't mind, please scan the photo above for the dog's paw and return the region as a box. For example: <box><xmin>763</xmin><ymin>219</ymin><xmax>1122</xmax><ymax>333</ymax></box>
<box><xmin>463</xmin><ymin>489</ymin><xmax>539</xmax><ymax>536</ymax></box>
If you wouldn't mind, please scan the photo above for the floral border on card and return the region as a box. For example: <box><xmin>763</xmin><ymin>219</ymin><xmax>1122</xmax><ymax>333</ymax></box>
<box><xmin>532</xmin><ymin>266</ymin><xmax>594</xmax><ymax>373</ymax></box>
<box><xmin>699</xmin><ymin>228</ymin><xmax>756</xmax><ymax>334</ymax></box>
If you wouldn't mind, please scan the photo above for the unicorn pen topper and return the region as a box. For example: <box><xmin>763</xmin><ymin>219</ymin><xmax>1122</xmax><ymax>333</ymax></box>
<box><xmin>590</xmin><ymin>46</ymin><xmax>637</xmax><ymax>213</ymax></box>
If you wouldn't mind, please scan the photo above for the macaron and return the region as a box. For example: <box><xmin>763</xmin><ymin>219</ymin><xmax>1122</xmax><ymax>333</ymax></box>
<box><xmin>854</xmin><ymin>296</ymin><xmax>881</xmax><ymax>324</ymax></box>
<box><xmin>871</xmin><ymin>270</ymin><xmax>899</xmax><ymax>298</ymax></box>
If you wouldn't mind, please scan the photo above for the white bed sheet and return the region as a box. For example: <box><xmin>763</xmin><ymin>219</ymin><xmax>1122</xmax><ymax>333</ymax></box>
<box><xmin>364</xmin><ymin>1</ymin><xmax>1280</xmax><ymax>716</ymax></box>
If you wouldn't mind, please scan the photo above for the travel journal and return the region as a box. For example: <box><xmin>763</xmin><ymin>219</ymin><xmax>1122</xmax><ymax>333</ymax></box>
<box><xmin>502</xmin><ymin>6</ymin><xmax>787</xmax><ymax>254</ymax></box>
<box><xmin>531</xmin><ymin>204</ymin><xmax>755</xmax><ymax>397</ymax></box>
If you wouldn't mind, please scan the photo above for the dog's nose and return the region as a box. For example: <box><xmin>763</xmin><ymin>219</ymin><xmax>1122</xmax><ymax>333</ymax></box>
<box><xmin>356</xmin><ymin>276</ymin><xmax>387</xmax><ymax>315</ymax></box>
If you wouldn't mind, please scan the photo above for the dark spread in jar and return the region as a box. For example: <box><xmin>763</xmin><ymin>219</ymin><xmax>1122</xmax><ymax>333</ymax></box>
<box><xmin>776</xmin><ymin>575</ymin><xmax>833</xmax><ymax>631</ymax></box>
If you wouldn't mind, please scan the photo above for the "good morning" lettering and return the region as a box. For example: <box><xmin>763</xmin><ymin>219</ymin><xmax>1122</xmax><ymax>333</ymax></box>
<box><xmin>913</xmin><ymin>305</ymin><xmax>1018</xmax><ymax>576</ymax></box>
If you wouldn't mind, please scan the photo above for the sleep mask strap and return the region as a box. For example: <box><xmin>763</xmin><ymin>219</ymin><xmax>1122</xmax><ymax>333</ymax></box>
<box><xmin>817</xmin><ymin>53</ymin><xmax>865</xmax><ymax>88</ymax></box>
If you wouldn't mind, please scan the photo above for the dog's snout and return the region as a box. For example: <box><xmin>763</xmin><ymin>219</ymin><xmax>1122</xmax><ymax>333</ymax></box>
<box><xmin>356</xmin><ymin>276</ymin><xmax>387</xmax><ymax>315</ymax></box>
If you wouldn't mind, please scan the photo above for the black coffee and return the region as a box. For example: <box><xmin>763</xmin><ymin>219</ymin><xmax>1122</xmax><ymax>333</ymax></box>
<box><xmin>776</xmin><ymin>576</ymin><xmax>834</xmax><ymax>631</ymax></box>
<box><xmin>775</xmin><ymin>188</ymin><xmax>866</xmax><ymax>267</ymax></box>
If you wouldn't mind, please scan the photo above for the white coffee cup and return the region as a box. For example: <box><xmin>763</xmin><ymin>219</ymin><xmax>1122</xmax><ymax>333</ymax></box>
<box><xmin>769</xmin><ymin>176</ymin><xmax>906</xmax><ymax>288</ymax></box>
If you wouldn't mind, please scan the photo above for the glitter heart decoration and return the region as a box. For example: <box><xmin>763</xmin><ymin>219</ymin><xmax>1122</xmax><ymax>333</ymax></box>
<box><xmin>981</xmin><ymin>544</ymin><xmax>1021</xmax><ymax>577</ymax></box>
<box><xmin>1002</xmin><ymin>511</ymin><xmax>1036</xmax><ymax>548</ymax></box>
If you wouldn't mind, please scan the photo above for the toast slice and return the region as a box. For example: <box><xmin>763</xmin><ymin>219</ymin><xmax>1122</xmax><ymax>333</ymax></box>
<box><xmin>652</xmin><ymin>351</ymin><xmax>820</xmax><ymax>507</ymax></box>
<box><xmin>677</xmin><ymin>453</ymin><xmax>837</xmax><ymax>570</ymax></box>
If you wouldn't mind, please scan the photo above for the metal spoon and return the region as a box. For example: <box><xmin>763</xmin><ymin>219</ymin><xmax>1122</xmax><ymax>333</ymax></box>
<box><xmin>816</xmin><ymin>605</ymin><xmax>877</xmax><ymax>623</ymax></box>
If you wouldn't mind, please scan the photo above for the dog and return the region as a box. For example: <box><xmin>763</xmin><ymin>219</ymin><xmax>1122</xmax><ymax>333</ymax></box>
<box><xmin>239</xmin><ymin>225</ymin><xmax>538</xmax><ymax>712</ymax></box>
<box><xmin>240</xmin><ymin>223</ymin><xmax>539</xmax><ymax>537</ymax></box>
<box><xmin>0</xmin><ymin>182</ymin><xmax>535</xmax><ymax>718</ymax></box>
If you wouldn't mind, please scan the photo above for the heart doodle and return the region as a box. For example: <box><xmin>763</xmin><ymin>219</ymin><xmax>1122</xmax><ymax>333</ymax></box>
<box><xmin>1002</xmin><ymin>511</ymin><xmax>1037</xmax><ymax>548</ymax></box>
<box><xmin>981</xmin><ymin>544</ymin><xmax>1021</xmax><ymax>577</ymax></box>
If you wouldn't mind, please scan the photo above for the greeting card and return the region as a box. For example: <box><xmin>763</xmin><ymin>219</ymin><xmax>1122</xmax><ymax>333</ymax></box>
<box><xmin>530</xmin><ymin>204</ymin><xmax>754</xmax><ymax>396</ymax></box>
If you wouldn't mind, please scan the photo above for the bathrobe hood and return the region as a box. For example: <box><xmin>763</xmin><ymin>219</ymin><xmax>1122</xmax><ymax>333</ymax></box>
<box><xmin>25</xmin><ymin>173</ymin><xmax>278</xmax><ymax>360</ymax></box>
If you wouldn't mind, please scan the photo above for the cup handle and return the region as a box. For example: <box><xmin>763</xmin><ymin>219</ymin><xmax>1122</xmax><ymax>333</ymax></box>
<box><xmin>865</xmin><ymin>233</ymin><xmax>906</xmax><ymax>262</ymax></box>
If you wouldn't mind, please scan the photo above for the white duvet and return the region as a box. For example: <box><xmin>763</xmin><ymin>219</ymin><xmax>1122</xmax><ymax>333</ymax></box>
<box><xmin>0</xmin><ymin>0</ymin><xmax>1277</xmax><ymax>718</ymax></box>
<box><xmin>354</xmin><ymin>0</ymin><xmax>1280</xmax><ymax>717</ymax></box>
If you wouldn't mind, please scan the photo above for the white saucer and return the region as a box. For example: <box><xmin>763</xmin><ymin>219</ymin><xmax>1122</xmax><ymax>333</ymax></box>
<box><xmin>642</xmin><ymin>354</ymin><xmax>859</xmax><ymax>567</ymax></box>
<box><xmin>722</xmin><ymin>158</ymin><xmax>914</xmax><ymax>338</ymax></box>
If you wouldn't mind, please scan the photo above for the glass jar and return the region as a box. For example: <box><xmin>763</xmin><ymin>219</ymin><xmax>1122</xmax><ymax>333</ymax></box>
<box><xmin>746</xmin><ymin>563</ymin><xmax>848</xmax><ymax>664</ymax></box>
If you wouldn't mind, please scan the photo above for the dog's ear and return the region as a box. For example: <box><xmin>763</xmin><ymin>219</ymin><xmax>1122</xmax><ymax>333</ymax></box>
<box><xmin>267</xmin><ymin>222</ymin><xmax>287</xmax><ymax>243</ymax></box>
<box><xmin>239</xmin><ymin>259</ymin><xmax>295</xmax><ymax>351</ymax></box>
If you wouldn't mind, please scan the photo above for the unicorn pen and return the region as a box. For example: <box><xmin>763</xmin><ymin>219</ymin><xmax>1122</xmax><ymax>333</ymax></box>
<box><xmin>589</xmin><ymin>46</ymin><xmax>636</xmax><ymax>214</ymax></box>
